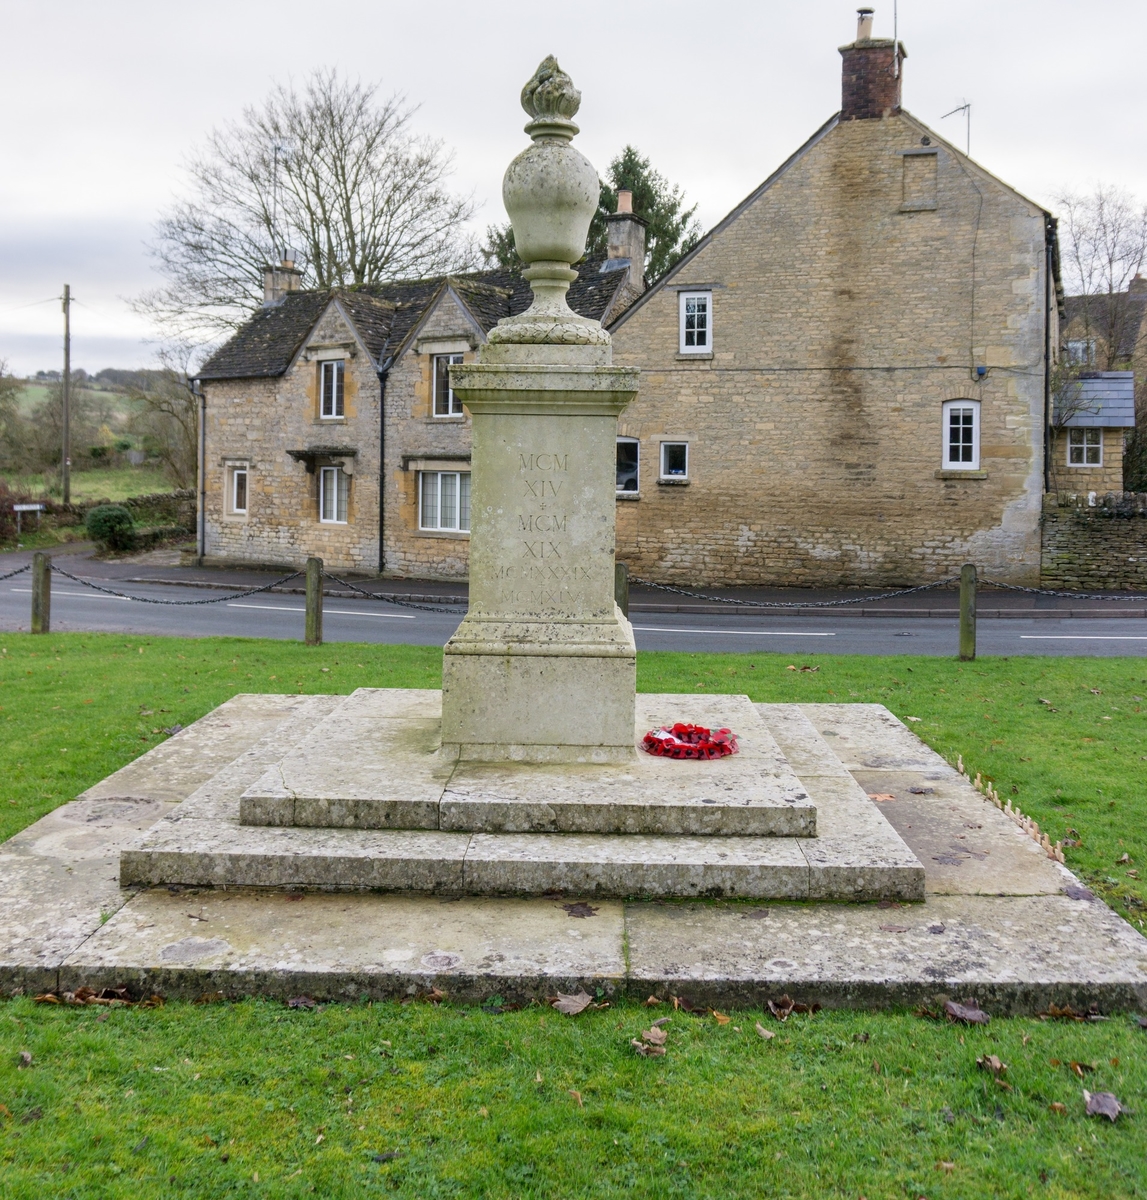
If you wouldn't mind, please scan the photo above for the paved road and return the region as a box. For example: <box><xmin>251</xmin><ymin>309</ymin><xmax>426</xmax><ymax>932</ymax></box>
<box><xmin>4</xmin><ymin>576</ymin><xmax>1147</xmax><ymax>655</ymax></box>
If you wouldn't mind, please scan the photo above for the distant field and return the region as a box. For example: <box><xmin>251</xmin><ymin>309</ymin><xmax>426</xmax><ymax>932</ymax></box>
<box><xmin>0</xmin><ymin>467</ymin><xmax>173</xmax><ymax>503</ymax></box>
<box><xmin>12</xmin><ymin>383</ymin><xmax>128</xmax><ymax>419</ymax></box>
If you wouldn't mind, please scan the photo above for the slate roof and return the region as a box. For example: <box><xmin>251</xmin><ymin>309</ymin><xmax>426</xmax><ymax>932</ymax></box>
<box><xmin>1063</xmin><ymin>288</ymin><xmax>1147</xmax><ymax>362</ymax></box>
<box><xmin>1055</xmin><ymin>371</ymin><xmax>1137</xmax><ymax>428</ymax></box>
<box><xmin>196</xmin><ymin>256</ymin><xmax>628</xmax><ymax>381</ymax></box>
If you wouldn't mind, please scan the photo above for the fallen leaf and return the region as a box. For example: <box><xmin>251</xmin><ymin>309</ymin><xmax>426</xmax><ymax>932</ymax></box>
<box><xmin>642</xmin><ymin>1026</ymin><xmax>668</xmax><ymax>1045</ymax></box>
<box><xmin>650</xmin><ymin>1016</ymin><xmax>671</xmax><ymax>1028</ymax></box>
<box><xmin>1070</xmin><ymin>1061</ymin><xmax>1096</xmax><ymax>1078</ymax></box>
<box><xmin>909</xmin><ymin>786</ymin><xmax>935</xmax><ymax>794</ymax></box>
<box><xmin>868</xmin><ymin>793</ymin><xmax>896</xmax><ymax>803</ymax></box>
<box><xmin>33</xmin><ymin>993</ymin><xmax>59</xmax><ymax>1004</ymax></box>
<box><xmin>769</xmin><ymin>995</ymin><xmax>796</xmax><ymax>1021</ymax></box>
<box><xmin>944</xmin><ymin>999</ymin><xmax>990</xmax><ymax>1026</ymax></box>
<box><xmin>478</xmin><ymin>1106</ymin><xmax>489</xmax><ymax>1118</ymax></box>
<box><xmin>1116</xmin><ymin>853</ymin><xmax>1132</xmax><ymax>865</ymax></box>
<box><xmin>977</xmin><ymin>1054</ymin><xmax>1008</xmax><ymax>1077</ymax></box>
<box><xmin>853</xmin><ymin>1031</ymin><xmax>871</xmax><ymax>1042</ymax></box>
<box><xmin>631</xmin><ymin>1038</ymin><xmax>667</xmax><ymax>1057</ymax></box>
<box><xmin>423</xmin><ymin>987</ymin><xmax>446</xmax><ymax>1004</ymax></box>
<box><xmin>1022</xmin><ymin>1034</ymin><xmax>1031</xmax><ymax>1046</ymax></box>
<box><xmin>315</xmin><ymin>1133</ymin><xmax>324</xmax><ymax>1145</ymax></box>
<box><xmin>711</xmin><ymin>1010</ymin><xmax>731</xmax><ymax>1025</ymax></box>
<box><xmin>18</xmin><ymin>1051</ymin><xmax>32</xmax><ymax>1068</ymax></box>
<box><xmin>287</xmin><ymin>996</ymin><xmax>316</xmax><ymax>1009</ymax></box>
<box><xmin>643</xmin><ymin>995</ymin><xmax>662</xmax><ymax>1007</ymax></box>
<box><xmin>535</xmin><ymin>1070</ymin><xmax>543</xmax><ymax>1084</ymax></box>
<box><xmin>1049</xmin><ymin>1102</ymin><xmax>1066</xmax><ymax>1115</ymax></box>
<box><xmin>551</xmin><ymin>990</ymin><xmax>594</xmax><ymax>1016</ymax></box>
<box><xmin>872</xmin><ymin>1060</ymin><xmax>882</xmax><ymax>1074</ymax></box>
<box><xmin>906</xmin><ymin>716</ymin><xmax>922</xmax><ymax>722</ymax></box>
<box><xmin>569</xmin><ymin>1090</ymin><xmax>583</xmax><ymax>1107</ymax></box>
<box><xmin>372</xmin><ymin>1151</ymin><xmax>401</xmax><ymax>1163</ymax></box>
<box><xmin>936</xmin><ymin>1161</ymin><xmax>955</xmax><ymax>1174</ymax></box>
<box><xmin>755</xmin><ymin>1022</ymin><xmax>775</xmax><ymax>1040</ymax></box>
<box><xmin>928</xmin><ymin>924</ymin><xmax>946</xmax><ymax>934</ymax></box>
<box><xmin>1064</xmin><ymin>885</ymin><xmax>1096</xmax><ymax>902</ymax></box>
<box><xmin>562</xmin><ymin>902</ymin><xmax>598</xmax><ymax>918</ymax></box>
<box><xmin>1084</xmin><ymin>1090</ymin><xmax>1124</xmax><ymax>1121</ymax></box>
<box><xmin>880</xmin><ymin>924</ymin><xmax>910</xmax><ymax>933</ymax></box>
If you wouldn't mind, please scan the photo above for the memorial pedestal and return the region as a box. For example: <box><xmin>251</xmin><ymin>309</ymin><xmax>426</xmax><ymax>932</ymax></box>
<box><xmin>442</xmin><ymin>344</ymin><xmax>639</xmax><ymax>762</ymax></box>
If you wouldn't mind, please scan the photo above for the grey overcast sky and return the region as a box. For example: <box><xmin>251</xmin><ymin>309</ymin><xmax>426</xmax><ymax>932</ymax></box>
<box><xmin>2</xmin><ymin>0</ymin><xmax>1144</xmax><ymax>375</ymax></box>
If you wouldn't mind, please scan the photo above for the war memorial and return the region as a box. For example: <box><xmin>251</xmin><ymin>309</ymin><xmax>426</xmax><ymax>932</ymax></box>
<box><xmin>2</xmin><ymin>61</ymin><xmax>1145</xmax><ymax>1011</ymax></box>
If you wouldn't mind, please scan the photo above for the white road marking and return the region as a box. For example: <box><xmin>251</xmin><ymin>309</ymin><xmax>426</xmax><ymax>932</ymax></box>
<box><xmin>1019</xmin><ymin>634</ymin><xmax>1147</xmax><ymax>641</ymax></box>
<box><xmin>227</xmin><ymin>602</ymin><xmax>416</xmax><ymax>620</ymax></box>
<box><xmin>632</xmin><ymin>626</ymin><xmax>834</xmax><ymax>637</ymax></box>
<box><xmin>11</xmin><ymin>587</ymin><xmax>129</xmax><ymax>601</ymax></box>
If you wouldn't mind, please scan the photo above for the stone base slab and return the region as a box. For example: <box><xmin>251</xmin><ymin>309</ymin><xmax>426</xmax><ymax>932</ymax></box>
<box><xmin>2</xmin><ymin>696</ymin><xmax>1143</xmax><ymax>1010</ymax></box>
<box><xmin>239</xmin><ymin>691</ymin><xmax>817</xmax><ymax>838</ymax></box>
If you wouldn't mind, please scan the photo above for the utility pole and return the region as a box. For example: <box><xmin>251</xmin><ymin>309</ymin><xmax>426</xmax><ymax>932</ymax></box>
<box><xmin>62</xmin><ymin>284</ymin><xmax>71</xmax><ymax>504</ymax></box>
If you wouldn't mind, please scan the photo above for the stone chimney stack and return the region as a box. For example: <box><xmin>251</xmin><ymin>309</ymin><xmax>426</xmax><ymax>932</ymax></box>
<box><xmin>263</xmin><ymin>252</ymin><xmax>302</xmax><ymax>306</ymax></box>
<box><xmin>839</xmin><ymin>7</ymin><xmax>906</xmax><ymax>121</ymax></box>
<box><xmin>607</xmin><ymin>190</ymin><xmax>647</xmax><ymax>282</ymax></box>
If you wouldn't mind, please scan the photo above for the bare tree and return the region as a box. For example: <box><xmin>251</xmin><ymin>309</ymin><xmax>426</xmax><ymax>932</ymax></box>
<box><xmin>127</xmin><ymin>347</ymin><xmax>199</xmax><ymax>489</ymax></box>
<box><xmin>1056</xmin><ymin>185</ymin><xmax>1147</xmax><ymax>370</ymax></box>
<box><xmin>137</xmin><ymin>70</ymin><xmax>478</xmax><ymax>340</ymax></box>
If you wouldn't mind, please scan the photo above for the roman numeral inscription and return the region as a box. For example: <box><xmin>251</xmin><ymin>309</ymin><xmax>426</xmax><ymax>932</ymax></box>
<box><xmin>516</xmin><ymin>452</ymin><xmax>570</xmax><ymax>574</ymax></box>
<box><xmin>519</xmin><ymin>513</ymin><xmax>566</xmax><ymax>532</ymax></box>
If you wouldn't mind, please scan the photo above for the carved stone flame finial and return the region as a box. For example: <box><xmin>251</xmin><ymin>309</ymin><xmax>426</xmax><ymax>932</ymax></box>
<box><xmin>489</xmin><ymin>57</ymin><xmax>608</xmax><ymax>346</ymax></box>
<box><xmin>520</xmin><ymin>55</ymin><xmax>581</xmax><ymax>123</ymax></box>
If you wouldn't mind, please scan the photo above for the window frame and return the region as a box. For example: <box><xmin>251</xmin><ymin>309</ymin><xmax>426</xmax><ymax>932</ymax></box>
<box><xmin>1066</xmin><ymin>338</ymin><xmax>1096</xmax><ymax>367</ymax></box>
<box><xmin>319</xmin><ymin>359</ymin><xmax>345</xmax><ymax>420</ymax></box>
<box><xmin>1067</xmin><ymin>427</ymin><xmax>1103</xmax><ymax>467</ymax></box>
<box><xmin>616</xmin><ymin>437</ymin><xmax>640</xmax><ymax>494</ymax></box>
<box><xmin>432</xmin><ymin>353</ymin><xmax>465</xmax><ymax>418</ymax></box>
<box><xmin>659</xmin><ymin>441</ymin><xmax>689</xmax><ymax>481</ymax></box>
<box><xmin>941</xmin><ymin>399</ymin><xmax>981</xmax><ymax>471</ymax></box>
<box><xmin>418</xmin><ymin>470</ymin><xmax>471</xmax><ymax>532</ymax></box>
<box><xmin>230</xmin><ymin>466</ymin><xmax>248</xmax><ymax>515</ymax></box>
<box><xmin>678</xmin><ymin>291</ymin><xmax>712</xmax><ymax>355</ymax></box>
<box><xmin>318</xmin><ymin>465</ymin><xmax>349</xmax><ymax>524</ymax></box>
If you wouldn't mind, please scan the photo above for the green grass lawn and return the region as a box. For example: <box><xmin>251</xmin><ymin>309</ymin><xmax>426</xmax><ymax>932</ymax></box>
<box><xmin>2</xmin><ymin>995</ymin><xmax>1144</xmax><ymax>1199</ymax></box>
<box><xmin>1</xmin><ymin>634</ymin><xmax>1146</xmax><ymax>1197</ymax></box>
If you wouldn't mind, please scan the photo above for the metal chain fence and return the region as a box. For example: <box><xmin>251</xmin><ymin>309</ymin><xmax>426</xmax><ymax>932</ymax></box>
<box><xmin>49</xmin><ymin>565</ymin><xmax>304</xmax><ymax>605</ymax></box>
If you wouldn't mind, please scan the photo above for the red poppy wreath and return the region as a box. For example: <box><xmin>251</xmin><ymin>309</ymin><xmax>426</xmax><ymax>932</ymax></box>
<box><xmin>641</xmin><ymin>723</ymin><xmax>739</xmax><ymax>760</ymax></box>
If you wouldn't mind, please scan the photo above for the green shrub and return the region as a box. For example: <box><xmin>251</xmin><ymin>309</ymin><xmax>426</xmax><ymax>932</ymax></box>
<box><xmin>85</xmin><ymin>504</ymin><xmax>135</xmax><ymax>550</ymax></box>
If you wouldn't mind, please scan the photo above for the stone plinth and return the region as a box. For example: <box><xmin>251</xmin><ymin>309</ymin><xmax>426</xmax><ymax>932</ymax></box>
<box><xmin>442</xmin><ymin>342</ymin><xmax>639</xmax><ymax>762</ymax></box>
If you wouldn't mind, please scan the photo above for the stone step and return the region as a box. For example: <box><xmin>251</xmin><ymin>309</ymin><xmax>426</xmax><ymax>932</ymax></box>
<box><xmin>237</xmin><ymin>690</ymin><xmax>818</xmax><ymax>837</ymax></box>
<box><xmin>120</xmin><ymin>819</ymin><xmax>923</xmax><ymax>901</ymax></box>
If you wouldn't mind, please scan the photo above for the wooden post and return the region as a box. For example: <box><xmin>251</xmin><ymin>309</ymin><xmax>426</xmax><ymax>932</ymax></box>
<box><xmin>958</xmin><ymin>563</ymin><xmax>977</xmax><ymax>661</ymax></box>
<box><xmin>614</xmin><ymin>560</ymin><xmax>629</xmax><ymax>618</ymax></box>
<box><xmin>305</xmin><ymin>557</ymin><xmax>323</xmax><ymax>646</ymax></box>
<box><xmin>31</xmin><ymin>552</ymin><xmax>50</xmax><ymax>635</ymax></box>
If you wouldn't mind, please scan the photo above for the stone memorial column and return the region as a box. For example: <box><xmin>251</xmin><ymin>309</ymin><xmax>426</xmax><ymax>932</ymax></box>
<box><xmin>442</xmin><ymin>57</ymin><xmax>639</xmax><ymax>763</ymax></box>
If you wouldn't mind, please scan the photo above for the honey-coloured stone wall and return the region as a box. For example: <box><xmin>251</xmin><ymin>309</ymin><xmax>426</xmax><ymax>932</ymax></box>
<box><xmin>609</xmin><ymin>111</ymin><xmax>1056</xmax><ymax>587</ymax></box>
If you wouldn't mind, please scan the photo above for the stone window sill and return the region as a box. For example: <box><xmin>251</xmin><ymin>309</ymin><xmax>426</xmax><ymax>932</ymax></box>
<box><xmin>935</xmin><ymin>469</ymin><xmax>988</xmax><ymax>480</ymax></box>
<box><xmin>616</xmin><ymin>492</ymin><xmax>641</xmax><ymax>501</ymax></box>
<box><xmin>657</xmin><ymin>478</ymin><xmax>690</xmax><ymax>487</ymax></box>
<box><xmin>426</xmin><ymin>416</ymin><xmax>466</xmax><ymax>423</ymax></box>
<box><xmin>675</xmin><ymin>352</ymin><xmax>713</xmax><ymax>362</ymax></box>
<box><xmin>900</xmin><ymin>201</ymin><xmax>938</xmax><ymax>212</ymax></box>
<box><xmin>417</xmin><ymin>529</ymin><xmax>470</xmax><ymax>539</ymax></box>
<box><xmin>315</xmin><ymin>418</ymin><xmax>347</xmax><ymax>425</ymax></box>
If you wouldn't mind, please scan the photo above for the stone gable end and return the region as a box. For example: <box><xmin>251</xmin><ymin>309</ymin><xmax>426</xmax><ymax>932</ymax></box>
<box><xmin>609</xmin><ymin>111</ymin><xmax>1053</xmax><ymax>587</ymax></box>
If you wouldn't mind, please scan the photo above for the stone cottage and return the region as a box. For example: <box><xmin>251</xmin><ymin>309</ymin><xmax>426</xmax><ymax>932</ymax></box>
<box><xmin>192</xmin><ymin>216</ymin><xmax>643</xmax><ymax>575</ymax></box>
<box><xmin>1054</xmin><ymin>278</ymin><xmax>1146</xmax><ymax>492</ymax></box>
<box><xmin>607</xmin><ymin>9</ymin><xmax>1063</xmax><ymax>586</ymax></box>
